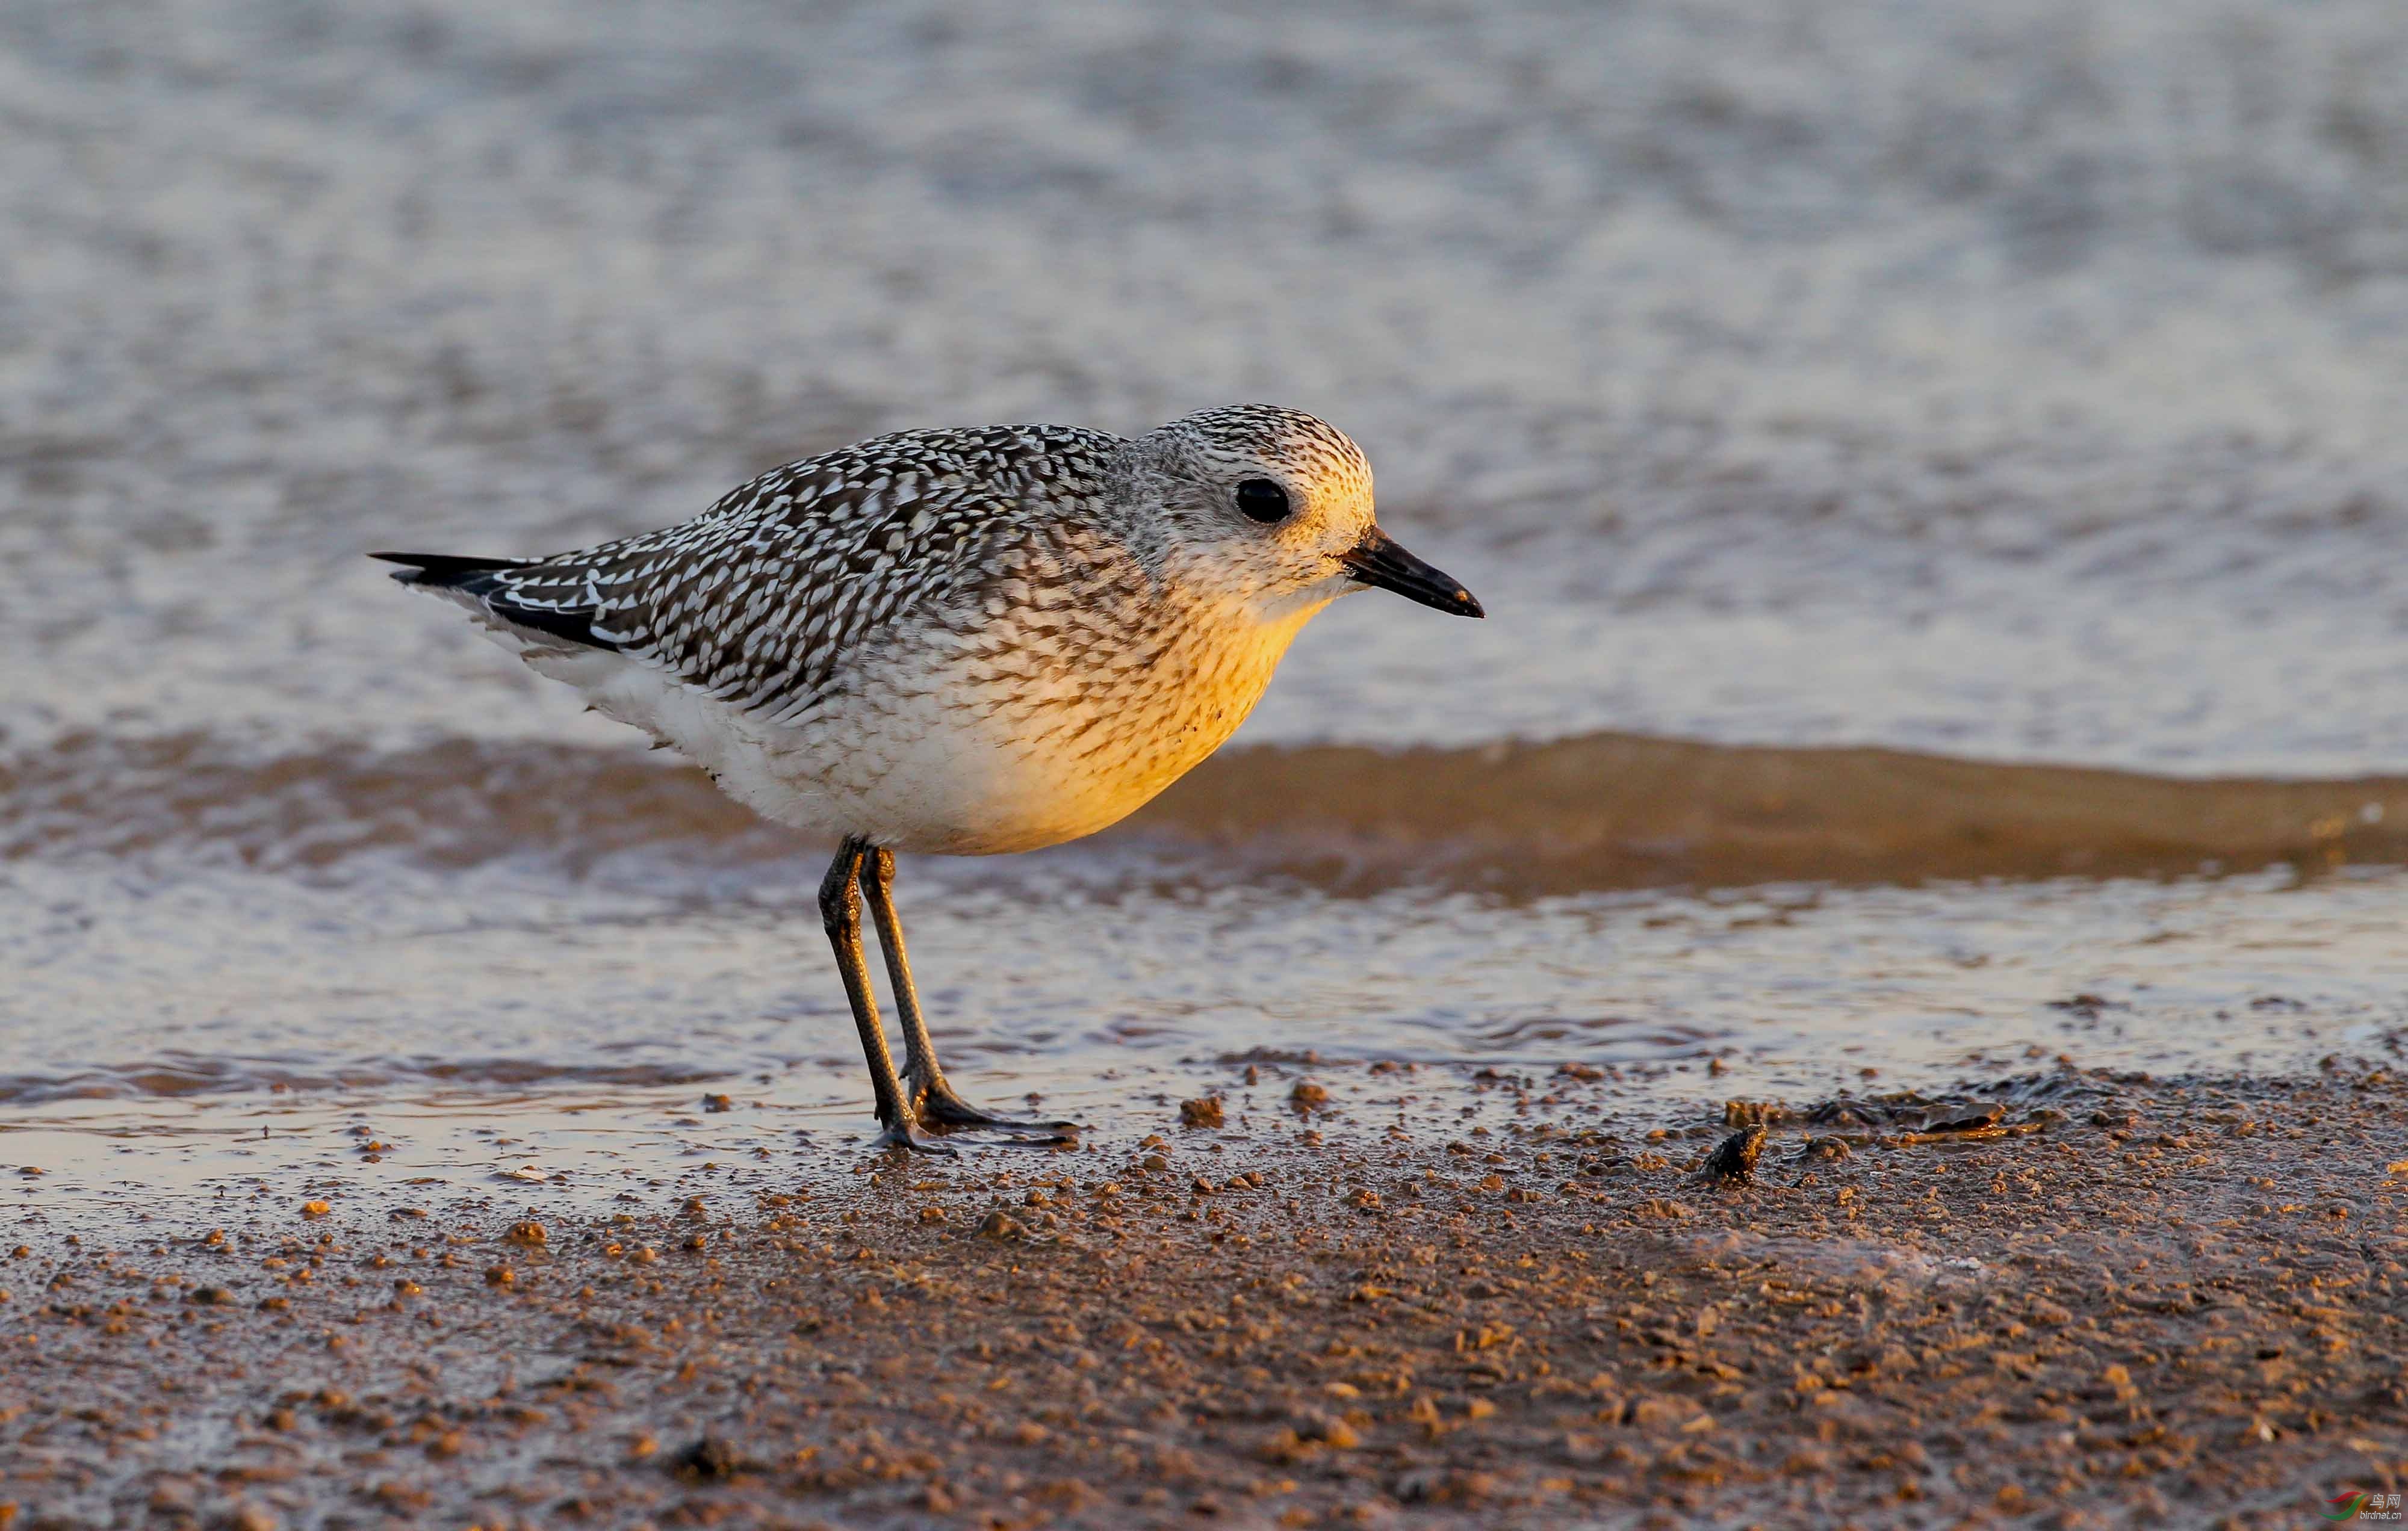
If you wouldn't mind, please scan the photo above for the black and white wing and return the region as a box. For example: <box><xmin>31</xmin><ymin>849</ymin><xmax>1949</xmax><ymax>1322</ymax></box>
<box><xmin>375</xmin><ymin>424</ymin><xmax>1119</xmax><ymax>722</ymax></box>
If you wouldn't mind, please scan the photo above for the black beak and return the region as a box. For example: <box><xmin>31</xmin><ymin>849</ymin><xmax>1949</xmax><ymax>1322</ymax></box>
<box><xmin>1339</xmin><ymin>527</ymin><xmax>1485</xmax><ymax>618</ymax></box>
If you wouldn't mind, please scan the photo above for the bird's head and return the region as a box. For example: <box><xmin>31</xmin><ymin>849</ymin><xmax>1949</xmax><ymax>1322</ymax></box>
<box><xmin>1114</xmin><ymin>404</ymin><xmax>1484</xmax><ymax>624</ymax></box>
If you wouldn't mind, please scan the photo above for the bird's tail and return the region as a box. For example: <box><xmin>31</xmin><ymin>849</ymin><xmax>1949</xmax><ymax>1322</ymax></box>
<box><xmin>368</xmin><ymin>550</ymin><xmax>624</xmax><ymax>653</ymax></box>
<box><xmin>368</xmin><ymin>551</ymin><xmax>537</xmax><ymax>594</ymax></box>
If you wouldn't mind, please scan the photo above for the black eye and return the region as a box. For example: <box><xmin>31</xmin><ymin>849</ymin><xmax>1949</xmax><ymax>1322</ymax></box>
<box><xmin>1235</xmin><ymin>478</ymin><xmax>1290</xmax><ymax>524</ymax></box>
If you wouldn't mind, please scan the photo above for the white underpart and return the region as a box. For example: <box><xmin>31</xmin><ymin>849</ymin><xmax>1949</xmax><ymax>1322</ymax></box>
<box><xmin>491</xmin><ymin>587</ymin><xmax>1338</xmax><ymax>855</ymax></box>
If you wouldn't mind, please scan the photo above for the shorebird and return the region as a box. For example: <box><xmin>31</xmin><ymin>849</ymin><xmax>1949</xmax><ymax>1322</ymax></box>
<box><xmin>376</xmin><ymin>405</ymin><xmax>1482</xmax><ymax>1151</ymax></box>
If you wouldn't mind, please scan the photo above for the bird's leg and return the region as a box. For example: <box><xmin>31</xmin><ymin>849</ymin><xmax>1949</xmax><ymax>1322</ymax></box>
<box><xmin>861</xmin><ymin>847</ymin><xmax>1077</xmax><ymax>1140</ymax></box>
<box><xmin>820</xmin><ymin>837</ymin><xmax>951</xmax><ymax>1155</ymax></box>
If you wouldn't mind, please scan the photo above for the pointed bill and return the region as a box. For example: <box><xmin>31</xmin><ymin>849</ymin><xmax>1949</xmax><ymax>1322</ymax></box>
<box><xmin>1339</xmin><ymin>527</ymin><xmax>1485</xmax><ymax>617</ymax></box>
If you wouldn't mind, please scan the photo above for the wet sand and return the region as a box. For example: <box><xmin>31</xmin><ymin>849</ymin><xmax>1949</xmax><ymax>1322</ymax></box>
<box><xmin>6</xmin><ymin>1063</ymin><xmax>2404</xmax><ymax>1529</ymax></box>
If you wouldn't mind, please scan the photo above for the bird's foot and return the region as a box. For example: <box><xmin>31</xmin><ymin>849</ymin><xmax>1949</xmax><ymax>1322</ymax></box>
<box><xmin>908</xmin><ymin>1076</ymin><xmax>1079</xmax><ymax>1142</ymax></box>
<box><xmin>869</xmin><ymin>1117</ymin><xmax>960</xmax><ymax>1155</ymax></box>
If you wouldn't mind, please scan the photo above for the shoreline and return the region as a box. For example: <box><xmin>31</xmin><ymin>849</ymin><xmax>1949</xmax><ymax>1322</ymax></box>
<box><xmin>5</xmin><ymin>1064</ymin><xmax>2404</xmax><ymax>1529</ymax></box>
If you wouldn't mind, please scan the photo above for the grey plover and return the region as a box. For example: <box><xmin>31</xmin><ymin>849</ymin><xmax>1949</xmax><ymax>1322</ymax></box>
<box><xmin>375</xmin><ymin>405</ymin><xmax>1483</xmax><ymax>1151</ymax></box>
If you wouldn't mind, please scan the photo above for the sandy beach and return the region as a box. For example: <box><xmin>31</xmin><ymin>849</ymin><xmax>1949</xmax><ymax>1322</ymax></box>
<box><xmin>7</xmin><ymin>1062</ymin><xmax>2403</xmax><ymax>1529</ymax></box>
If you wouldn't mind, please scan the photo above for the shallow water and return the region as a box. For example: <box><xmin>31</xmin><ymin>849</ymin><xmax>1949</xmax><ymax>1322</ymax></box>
<box><xmin>5</xmin><ymin>0</ymin><xmax>2408</xmax><ymax>1205</ymax></box>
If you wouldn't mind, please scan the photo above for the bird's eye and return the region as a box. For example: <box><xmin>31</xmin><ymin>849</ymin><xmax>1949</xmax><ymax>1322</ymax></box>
<box><xmin>1234</xmin><ymin>478</ymin><xmax>1290</xmax><ymax>524</ymax></box>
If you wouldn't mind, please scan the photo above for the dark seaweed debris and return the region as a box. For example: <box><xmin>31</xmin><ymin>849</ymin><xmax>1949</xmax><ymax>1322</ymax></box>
<box><xmin>1699</xmin><ymin>1125</ymin><xmax>1766</xmax><ymax>1183</ymax></box>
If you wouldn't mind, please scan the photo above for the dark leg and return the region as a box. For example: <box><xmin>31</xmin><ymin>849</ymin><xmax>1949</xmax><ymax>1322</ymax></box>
<box><xmin>861</xmin><ymin>847</ymin><xmax>1077</xmax><ymax>1139</ymax></box>
<box><xmin>820</xmin><ymin>837</ymin><xmax>951</xmax><ymax>1155</ymax></box>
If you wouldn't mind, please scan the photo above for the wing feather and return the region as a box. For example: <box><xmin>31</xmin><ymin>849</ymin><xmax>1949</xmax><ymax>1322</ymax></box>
<box><xmin>383</xmin><ymin>424</ymin><xmax>1120</xmax><ymax>719</ymax></box>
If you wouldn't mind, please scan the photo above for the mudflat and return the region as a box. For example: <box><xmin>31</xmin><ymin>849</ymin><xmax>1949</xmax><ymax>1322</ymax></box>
<box><xmin>5</xmin><ymin>1065</ymin><xmax>2404</xmax><ymax>1530</ymax></box>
